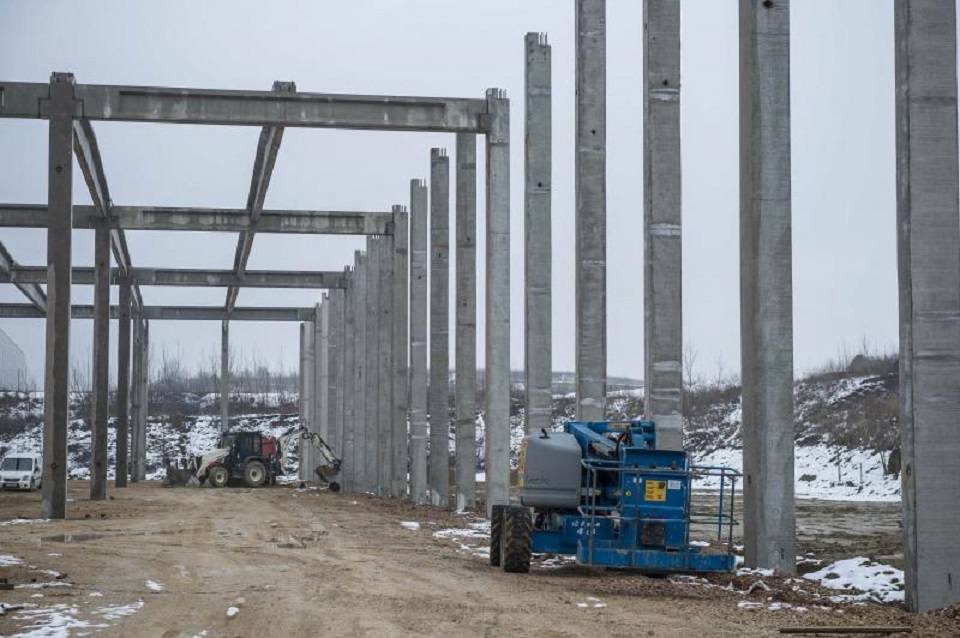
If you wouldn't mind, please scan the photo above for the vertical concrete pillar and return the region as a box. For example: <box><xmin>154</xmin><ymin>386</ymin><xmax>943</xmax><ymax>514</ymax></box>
<box><xmin>90</xmin><ymin>225</ymin><xmax>110</xmax><ymax>500</ymax></box>
<box><xmin>42</xmin><ymin>72</ymin><xmax>75</xmax><ymax>519</ymax></box>
<box><xmin>353</xmin><ymin>251</ymin><xmax>368</xmax><ymax>491</ymax></box>
<box><xmin>484</xmin><ymin>89</ymin><xmax>511</xmax><ymax>514</ymax></box>
<box><xmin>740</xmin><ymin>0</ymin><xmax>795</xmax><ymax>574</ymax></box>
<box><xmin>392</xmin><ymin>207</ymin><xmax>410</xmax><ymax>499</ymax></box>
<box><xmin>429</xmin><ymin>148</ymin><xmax>451</xmax><ymax>506</ymax></box>
<box><xmin>576</xmin><ymin>0</ymin><xmax>607</xmax><ymax>422</ymax></box>
<box><xmin>895</xmin><ymin>0</ymin><xmax>960</xmax><ymax>613</ymax></box>
<box><xmin>377</xmin><ymin>237</ymin><xmax>394</xmax><ymax>496</ymax></box>
<box><xmin>136</xmin><ymin>320</ymin><xmax>148</xmax><ymax>481</ymax></box>
<box><xmin>298</xmin><ymin>320</ymin><xmax>305</xmax><ymax>430</ymax></box>
<box><xmin>525</xmin><ymin>33</ymin><xmax>553</xmax><ymax>437</ymax></box>
<box><xmin>409</xmin><ymin>180</ymin><xmax>429</xmax><ymax>504</ymax></box>
<box><xmin>115</xmin><ymin>280</ymin><xmax>131</xmax><ymax>488</ymax></box>
<box><xmin>220</xmin><ymin>320</ymin><xmax>230</xmax><ymax>433</ymax></box>
<box><xmin>301</xmin><ymin>318</ymin><xmax>316</xmax><ymax>481</ymax></box>
<box><xmin>365</xmin><ymin>237</ymin><xmax>381</xmax><ymax>493</ymax></box>
<box><xmin>318</xmin><ymin>298</ymin><xmax>330</xmax><ymax>480</ymax></box>
<box><xmin>643</xmin><ymin>0</ymin><xmax>683</xmax><ymax>451</ymax></box>
<box><xmin>342</xmin><ymin>266</ymin><xmax>356</xmax><ymax>491</ymax></box>
<box><xmin>455</xmin><ymin>133</ymin><xmax>478</xmax><ymax>510</ymax></box>
<box><xmin>327</xmin><ymin>290</ymin><xmax>342</xmax><ymax>453</ymax></box>
<box><xmin>129</xmin><ymin>315</ymin><xmax>142</xmax><ymax>484</ymax></box>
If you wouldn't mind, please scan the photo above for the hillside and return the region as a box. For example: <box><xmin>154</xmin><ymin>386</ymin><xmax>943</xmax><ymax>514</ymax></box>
<box><xmin>0</xmin><ymin>361</ymin><xmax>903</xmax><ymax>501</ymax></box>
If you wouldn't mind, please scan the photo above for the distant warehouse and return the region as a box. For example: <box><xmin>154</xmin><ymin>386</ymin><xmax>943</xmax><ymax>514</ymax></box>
<box><xmin>0</xmin><ymin>328</ymin><xmax>28</xmax><ymax>391</ymax></box>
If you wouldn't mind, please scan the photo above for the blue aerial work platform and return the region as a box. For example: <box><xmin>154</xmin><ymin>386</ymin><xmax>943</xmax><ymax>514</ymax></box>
<box><xmin>490</xmin><ymin>420</ymin><xmax>740</xmax><ymax>575</ymax></box>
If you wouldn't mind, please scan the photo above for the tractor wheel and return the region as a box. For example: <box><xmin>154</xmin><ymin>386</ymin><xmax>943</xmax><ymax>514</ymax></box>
<box><xmin>243</xmin><ymin>461</ymin><xmax>267</xmax><ymax>488</ymax></box>
<box><xmin>489</xmin><ymin>504</ymin><xmax>507</xmax><ymax>567</ymax></box>
<box><xmin>208</xmin><ymin>466</ymin><xmax>228</xmax><ymax>488</ymax></box>
<box><xmin>501</xmin><ymin>506</ymin><xmax>532</xmax><ymax>574</ymax></box>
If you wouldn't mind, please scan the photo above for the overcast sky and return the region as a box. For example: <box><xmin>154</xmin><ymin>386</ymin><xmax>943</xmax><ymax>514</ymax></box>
<box><xmin>0</xmin><ymin>1</ymin><xmax>902</xmax><ymax>386</ymax></box>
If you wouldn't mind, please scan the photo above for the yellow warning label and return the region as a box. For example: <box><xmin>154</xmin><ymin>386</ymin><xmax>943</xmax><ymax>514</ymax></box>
<box><xmin>644</xmin><ymin>480</ymin><xmax>667</xmax><ymax>502</ymax></box>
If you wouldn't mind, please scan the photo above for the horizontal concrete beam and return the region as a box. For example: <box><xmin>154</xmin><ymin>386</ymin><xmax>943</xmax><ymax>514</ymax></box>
<box><xmin>0</xmin><ymin>266</ymin><xmax>346</xmax><ymax>289</ymax></box>
<box><xmin>0</xmin><ymin>304</ymin><xmax>316</xmax><ymax>321</ymax></box>
<box><xmin>0</xmin><ymin>81</ymin><xmax>487</xmax><ymax>132</ymax></box>
<box><xmin>0</xmin><ymin>205</ymin><xmax>394</xmax><ymax>235</ymax></box>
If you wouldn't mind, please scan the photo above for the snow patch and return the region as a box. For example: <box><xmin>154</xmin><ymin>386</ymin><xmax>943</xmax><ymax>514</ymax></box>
<box><xmin>804</xmin><ymin>557</ymin><xmax>904</xmax><ymax>604</ymax></box>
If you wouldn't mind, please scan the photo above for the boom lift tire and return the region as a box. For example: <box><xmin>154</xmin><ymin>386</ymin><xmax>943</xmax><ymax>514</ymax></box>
<box><xmin>501</xmin><ymin>506</ymin><xmax>532</xmax><ymax>574</ymax></box>
<box><xmin>243</xmin><ymin>461</ymin><xmax>267</xmax><ymax>488</ymax></box>
<box><xmin>490</xmin><ymin>504</ymin><xmax>507</xmax><ymax>567</ymax></box>
<box><xmin>208</xmin><ymin>466</ymin><xmax>228</xmax><ymax>488</ymax></box>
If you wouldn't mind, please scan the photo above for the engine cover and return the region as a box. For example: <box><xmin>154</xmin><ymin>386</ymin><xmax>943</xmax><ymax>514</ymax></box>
<box><xmin>519</xmin><ymin>432</ymin><xmax>582</xmax><ymax>510</ymax></box>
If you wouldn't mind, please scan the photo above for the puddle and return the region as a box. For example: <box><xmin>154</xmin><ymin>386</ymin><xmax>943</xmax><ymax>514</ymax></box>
<box><xmin>41</xmin><ymin>534</ymin><xmax>103</xmax><ymax>543</ymax></box>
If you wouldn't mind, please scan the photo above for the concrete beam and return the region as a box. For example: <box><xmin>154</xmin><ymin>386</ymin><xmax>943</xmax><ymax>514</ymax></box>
<box><xmin>429</xmin><ymin>148</ymin><xmax>451</xmax><ymax>507</ymax></box>
<box><xmin>0</xmin><ymin>204</ymin><xmax>395</xmax><ymax>235</ymax></box>
<box><xmin>391</xmin><ymin>207</ymin><xmax>409</xmax><ymax>499</ymax></box>
<box><xmin>455</xmin><ymin>133</ymin><xmax>477</xmax><ymax>511</ymax></box>
<box><xmin>0</xmin><ymin>81</ymin><xmax>489</xmax><ymax>132</ymax></box>
<box><xmin>409</xmin><ymin>180</ymin><xmax>429</xmax><ymax>504</ymax></box>
<box><xmin>740</xmin><ymin>0</ymin><xmax>795</xmax><ymax>574</ymax></box>
<box><xmin>0</xmin><ymin>304</ymin><xmax>317</xmax><ymax>321</ymax></box>
<box><xmin>0</xmin><ymin>266</ymin><xmax>347</xmax><ymax>289</ymax></box>
<box><xmin>484</xmin><ymin>89</ymin><xmax>511</xmax><ymax>515</ymax></box>
<box><xmin>643</xmin><ymin>0</ymin><xmax>683</xmax><ymax>451</ymax></box>
<box><xmin>0</xmin><ymin>241</ymin><xmax>46</xmax><ymax>312</ymax></box>
<box><xmin>90</xmin><ymin>226</ymin><xmax>110</xmax><ymax>501</ymax></box>
<box><xmin>525</xmin><ymin>33</ymin><xmax>553</xmax><ymax>437</ymax></box>
<box><xmin>226</xmin><ymin>81</ymin><xmax>293</xmax><ymax>313</ymax></box>
<box><xmin>576</xmin><ymin>0</ymin><xmax>607</xmax><ymax>423</ymax></box>
<box><xmin>896</xmin><ymin>0</ymin><xmax>960</xmax><ymax>613</ymax></box>
<box><xmin>40</xmin><ymin>72</ymin><xmax>75</xmax><ymax>520</ymax></box>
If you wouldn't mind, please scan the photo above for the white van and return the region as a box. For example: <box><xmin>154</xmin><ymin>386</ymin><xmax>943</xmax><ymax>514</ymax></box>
<box><xmin>0</xmin><ymin>453</ymin><xmax>42</xmax><ymax>491</ymax></box>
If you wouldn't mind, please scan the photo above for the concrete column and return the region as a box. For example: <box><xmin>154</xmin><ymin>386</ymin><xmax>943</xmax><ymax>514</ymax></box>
<box><xmin>392</xmin><ymin>207</ymin><xmax>410</xmax><ymax>499</ymax></box>
<box><xmin>115</xmin><ymin>280</ymin><xmax>131</xmax><ymax>488</ymax></box>
<box><xmin>429</xmin><ymin>148</ymin><xmax>451</xmax><ymax>506</ymax></box>
<box><xmin>136</xmin><ymin>320</ymin><xmax>148</xmax><ymax>481</ymax></box>
<box><xmin>484</xmin><ymin>89</ymin><xmax>511</xmax><ymax>515</ymax></box>
<box><xmin>740</xmin><ymin>0</ymin><xmax>795</xmax><ymax>574</ymax></box>
<box><xmin>342</xmin><ymin>266</ymin><xmax>356</xmax><ymax>491</ymax></box>
<box><xmin>90</xmin><ymin>225</ymin><xmax>110</xmax><ymax>500</ymax></box>
<box><xmin>41</xmin><ymin>73</ymin><xmax>75</xmax><ymax>519</ymax></box>
<box><xmin>301</xmin><ymin>318</ymin><xmax>316</xmax><ymax>481</ymax></box>
<box><xmin>377</xmin><ymin>237</ymin><xmax>394</xmax><ymax>496</ymax></box>
<box><xmin>220</xmin><ymin>320</ymin><xmax>230</xmax><ymax>432</ymax></box>
<box><xmin>129</xmin><ymin>315</ymin><xmax>142</xmax><ymax>484</ymax></box>
<box><xmin>315</xmin><ymin>294</ymin><xmax>332</xmax><ymax>441</ymax></box>
<box><xmin>365</xmin><ymin>237</ymin><xmax>381</xmax><ymax>493</ymax></box>
<box><xmin>643</xmin><ymin>0</ymin><xmax>683</xmax><ymax>451</ymax></box>
<box><xmin>409</xmin><ymin>179</ymin><xmax>429</xmax><ymax>504</ymax></box>
<box><xmin>353</xmin><ymin>251</ymin><xmax>368</xmax><ymax>491</ymax></box>
<box><xmin>327</xmin><ymin>289</ymin><xmax>343</xmax><ymax>454</ymax></box>
<box><xmin>525</xmin><ymin>33</ymin><xmax>553</xmax><ymax>437</ymax></box>
<box><xmin>455</xmin><ymin>133</ymin><xmax>477</xmax><ymax>510</ymax></box>
<box><xmin>298</xmin><ymin>321</ymin><xmax>305</xmax><ymax>430</ymax></box>
<box><xmin>575</xmin><ymin>0</ymin><xmax>607</xmax><ymax>422</ymax></box>
<box><xmin>895</xmin><ymin>0</ymin><xmax>960</xmax><ymax>613</ymax></box>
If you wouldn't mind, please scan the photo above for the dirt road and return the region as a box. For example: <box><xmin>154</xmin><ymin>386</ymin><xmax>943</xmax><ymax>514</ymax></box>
<box><xmin>0</xmin><ymin>483</ymin><xmax>955</xmax><ymax>637</ymax></box>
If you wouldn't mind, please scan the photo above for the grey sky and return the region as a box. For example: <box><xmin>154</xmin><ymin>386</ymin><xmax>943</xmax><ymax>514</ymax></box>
<box><xmin>0</xmin><ymin>0</ymin><xmax>900</xmax><ymax>385</ymax></box>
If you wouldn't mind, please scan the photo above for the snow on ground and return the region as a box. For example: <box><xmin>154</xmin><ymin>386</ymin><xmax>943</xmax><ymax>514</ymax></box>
<box><xmin>804</xmin><ymin>557</ymin><xmax>905</xmax><ymax>603</ymax></box>
<box><xmin>694</xmin><ymin>445</ymin><xmax>900</xmax><ymax>502</ymax></box>
<box><xmin>4</xmin><ymin>598</ymin><xmax>144</xmax><ymax>637</ymax></box>
<box><xmin>145</xmin><ymin>580</ymin><xmax>164</xmax><ymax>592</ymax></box>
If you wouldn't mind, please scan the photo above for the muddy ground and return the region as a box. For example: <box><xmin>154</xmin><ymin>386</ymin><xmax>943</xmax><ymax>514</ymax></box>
<box><xmin>0</xmin><ymin>483</ymin><xmax>956</xmax><ymax>637</ymax></box>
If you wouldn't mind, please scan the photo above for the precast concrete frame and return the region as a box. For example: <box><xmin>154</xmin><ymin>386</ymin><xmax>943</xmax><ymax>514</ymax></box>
<box><xmin>0</xmin><ymin>75</ymin><xmax>510</xmax><ymax>520</ymax></box>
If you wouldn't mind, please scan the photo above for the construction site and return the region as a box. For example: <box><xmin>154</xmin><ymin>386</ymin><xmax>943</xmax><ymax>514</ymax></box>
<box><xmin>2</xmin><ymin>1</ymin><xmax>960</xmax><ymax>636</ymax></box>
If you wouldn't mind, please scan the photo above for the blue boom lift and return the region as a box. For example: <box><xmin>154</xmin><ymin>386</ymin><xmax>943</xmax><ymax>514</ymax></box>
<box><xmin>490</xmin><ymin>420</ymin><xmax>740</xmax><ymax>574</ymax></box>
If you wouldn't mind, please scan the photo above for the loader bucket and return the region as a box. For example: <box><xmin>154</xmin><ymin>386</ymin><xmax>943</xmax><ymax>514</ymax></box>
<box><xmin>164</xmin><ymin>467</ymin><xmax>200</xmax><ymax>487</ymax></box>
